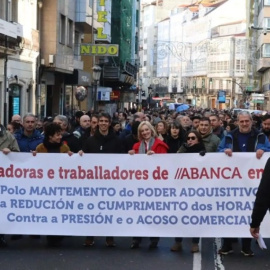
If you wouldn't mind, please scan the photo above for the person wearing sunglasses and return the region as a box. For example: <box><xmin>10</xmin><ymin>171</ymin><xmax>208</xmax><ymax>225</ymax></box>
<box><xmin>177</xmin><ymin>130</ymin><xmax>205</xmax><ymax>155</ymax></box>
<box><xmin>171</xmin><ymin>130</ymin><xmax>206</xmax><ymax>253</ymax></box>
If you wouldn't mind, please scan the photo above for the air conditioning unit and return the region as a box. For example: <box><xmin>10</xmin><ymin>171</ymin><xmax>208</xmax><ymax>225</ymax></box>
<box><xmin>49</xmin><ymin>55</ymin><xmax>54</xmax><ymax>65</ymax></box>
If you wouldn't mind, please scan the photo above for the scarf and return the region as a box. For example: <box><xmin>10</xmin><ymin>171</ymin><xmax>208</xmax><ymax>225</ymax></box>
<box><xmin>185</xmin><ymin>142</ymin><xmax>206</xmax><ymax>153</ymax></box>
<box><xmin>43</xmin><ymin>138</ymin><xmax>62</xmax><ymax>153</ymax></box>
<box><xmin>138</xmin><ymin>137</ymin><xmax>155</xmax><ymax>154</ymax></box>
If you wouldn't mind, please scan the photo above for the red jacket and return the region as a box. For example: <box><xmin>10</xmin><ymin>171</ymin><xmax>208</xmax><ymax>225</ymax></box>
<box><xmin>132</xmin><ymin>138</ymin><xmax>168</xmax><ymax>154</ymax></box>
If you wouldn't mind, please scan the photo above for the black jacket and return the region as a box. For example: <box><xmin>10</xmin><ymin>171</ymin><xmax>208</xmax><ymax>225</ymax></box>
<box><xmin>123</xmin><ymin>134</ymin><xmax>139</xmax><ymax>153</ymax></box>
<box><xmin>61</xmin><ymin>132</ymin><xmax>81</xmax><ymax>153</ymax></box>
<box><xmin>250</xmin><ymin>157</ymin><xmax>270</xmax><ymax>228</ymax></box>
<box><xmin>165</xmin><ymin>135</ymin><xmax>184</xmax><ymax>153</ymax></box>
<box><xmin>82</xmin><ymin>128</ymin><xmax>124</xmax><ymax>153</ymax></box>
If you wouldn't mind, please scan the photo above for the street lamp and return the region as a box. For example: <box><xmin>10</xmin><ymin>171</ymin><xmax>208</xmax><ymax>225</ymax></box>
<box><xmin>92</xmin><ymin>65</ymin><xmax>102</xmax><ymax>113</ymax></box>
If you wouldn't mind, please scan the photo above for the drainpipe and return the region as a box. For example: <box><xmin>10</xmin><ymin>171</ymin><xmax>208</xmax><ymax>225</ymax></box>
<box><xmin>3</xmin><ymin>0</ymin><xmax>9</xmax><ymax>127</ymax></box>
<box><xmin>4</xmin><ymin>55</ymin><xmax>8</xmax><ymax>127</ymax></box>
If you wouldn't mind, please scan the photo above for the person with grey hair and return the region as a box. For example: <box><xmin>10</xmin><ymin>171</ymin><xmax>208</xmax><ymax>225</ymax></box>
<box><xmin>176</xmin><ymin>115</ymin><xmax>191</xmax><ymax>138</ymax></box>
<box><xmin>12</xmin><ymin>113</ymin><xmax>43</xmax><ymax>241</ymax></box>
<box><xmin>11</xmin><ymin>114</ymin><xmax>22</xmax><ymax>124</ymax></box>
<box><xmin>218</xmin><ymin>110</ymin><xmax>270</xmax><ymax>257</ymax></box>
<box><xmin>14</xmin><ymin>113</ymin><xmax>44</xmax><ymax>152</ymax></box>
<box><xmin>53</xmin><ymin>115</ymin><xmax>81</xmax><ymax>153</ymax></box>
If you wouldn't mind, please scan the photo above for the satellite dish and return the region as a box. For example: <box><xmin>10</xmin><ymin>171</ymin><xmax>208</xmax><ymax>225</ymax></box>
<box><xmin>75</xmin><ymin>86</ymin><xmax>87</xmax><ymax>101</ymax></box>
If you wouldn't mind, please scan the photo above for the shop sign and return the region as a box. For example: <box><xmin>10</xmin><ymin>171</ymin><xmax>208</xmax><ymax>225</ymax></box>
<box><xmin>96</xmin><ymin>0</ymin><xmax>111</xmax><ymax>40</ymax></box>
<box><xmin>80</xmin><ymin>44</ymin><xmax>119</xmax><ymax>56</ymax></box>
<box><xmin>98</xmin><ymin>91</ymin><xmax>110</xmax><ymax>101</ymax></box>
<box><xmin>0</xmin><ymin>19</ymin><xmax>17</xmax><ymax>38</ymax></box>
<box><xmin>111</xmin><ymin>90</ymin><xmax>120</xmax><ymax>100</ymax></box>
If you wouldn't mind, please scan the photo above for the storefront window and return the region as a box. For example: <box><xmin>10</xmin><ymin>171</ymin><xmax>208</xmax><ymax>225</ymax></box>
<box><xmin>64</xmin><ymin>85</ymin><xmax>80</xmax><ymax>117</ymax></box>
<box><xmin>40</xmin><ymin>84</ymin><xmax>46</xmax><ymax>118</ymax></box>
<box><xmin>9</xmin><ymin>84</ymin><xmax>21</xmax><ymax>120</ymax></box>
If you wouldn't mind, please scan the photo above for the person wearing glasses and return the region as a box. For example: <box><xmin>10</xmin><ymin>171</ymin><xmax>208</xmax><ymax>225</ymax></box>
<box><xmin>170</xmin><ymin>130</ymin><xmax>206</xmax><ymax>253</ymax></box>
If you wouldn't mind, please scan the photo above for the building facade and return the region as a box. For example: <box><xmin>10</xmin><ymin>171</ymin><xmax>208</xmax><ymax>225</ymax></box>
<box><xmin>139</xmin><ymin>0</ymin><xmax>254</xmax><ymax>109</ymax></box>
<box><xmin>252</xmin><ymin>0</ymin><xmax>270</xmax><ymax>110</ymax></box>
<box><xmin>0</xmin><ymin>0</ymin><xmax>39</xmax><ymax>125</ymax></box>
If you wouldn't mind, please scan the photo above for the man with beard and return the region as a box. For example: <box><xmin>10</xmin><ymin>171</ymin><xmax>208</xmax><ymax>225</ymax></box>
<box><xmin>209</xmin><ymin>114</ymin><xmax>224</xmax><ymax>140</ymax></box>
<box><xmin>80</xmin><ymin>114</ymin><xmax>99</xmax><ymax>148</ymax></box>
<box><xmin>197</xmin><ymin>117</ymin><xmax>220</xmax><ymax>152</ymax></box>
<box><xmin>191</xmin><ymin>115</ymin><xmax>201</xmax><ymax>131</ymax></box>
<box><xmin>261</xmin><ymin>114</ymin><xmax>270</xmax><ymax>141</ymax></box>
<box><xmin>73</xmin><ymin>114</ymin><xmax>91</xmax><ymax>139</ymax></box>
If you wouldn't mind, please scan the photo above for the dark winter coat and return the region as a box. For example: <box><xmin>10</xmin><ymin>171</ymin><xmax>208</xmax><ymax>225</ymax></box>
<box><xmin>218</xmin><ymin>128</ymin><xmax>270</xmax><ymax>153</ymax></box>
<box><xmin>82</xmin><ymin>128</ymin><xmax>124</xmax><ymax>153</ymax></box>
<box><xmin>61</xmin><ymin>132</ymin><xmax>81</xmax><ymax>153</ymax></box>
<box><xmin>250</xmin><ymin>157</ymin><xmax>270</xmax><ymax>228</ymax></box>
<box><xmin>165</xmin><ymin>135</ymin><xmax>184</xmax><ymax>153</ymax></box>
<box><xmin>14</xmin><ymin>128</ymin><xmax>44</xmax><ymax>152</ymax></box>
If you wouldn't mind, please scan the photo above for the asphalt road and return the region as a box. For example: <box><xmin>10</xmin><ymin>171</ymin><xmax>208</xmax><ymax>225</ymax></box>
<box><xmin>0</xmin><ymin>236</ymin><xmax>269</xmax><ymax>270</ymax></box>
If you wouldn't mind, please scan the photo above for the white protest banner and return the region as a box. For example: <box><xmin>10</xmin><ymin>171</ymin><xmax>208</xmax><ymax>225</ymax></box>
<box><xmin>0</xmin><ymin>152</ymin><xmax>269</xmax><ymax>237</ymax></box>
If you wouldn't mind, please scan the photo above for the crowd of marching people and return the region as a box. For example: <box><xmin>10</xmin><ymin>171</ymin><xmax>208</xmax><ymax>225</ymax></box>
<box><xmin>1</xmin><ymin>106</ymin><xmax>270</xmax><ymax>256</ymax></box>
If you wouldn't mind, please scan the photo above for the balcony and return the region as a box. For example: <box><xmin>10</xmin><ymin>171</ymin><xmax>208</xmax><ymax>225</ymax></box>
<box><xmin>0</xmin><ymin>19</ymin><xmax>21</xmax><ymax>57</ymax></box>
<box><xmin>256</xmin><ymin>58</ymin><xmax>270</xmax><ymax>72</ymax></box>
<box><xmin>183</xmin><ymin>88</ymin><xmax>193</xmax><ymax>95</ymax></box>
<box><xmin>202</xmin><ymin>88</ymin><xmax>207</xmax><ymax>95</ymax></box>
<box><xmin>75</xmin><ymin>0</ymin><xmax>96</xmax><ymax>32</ymax></box>
<box><xmin>208</xmin><ymin>89</ymin><xmax>218</xmax><ymax>96</ymax></box>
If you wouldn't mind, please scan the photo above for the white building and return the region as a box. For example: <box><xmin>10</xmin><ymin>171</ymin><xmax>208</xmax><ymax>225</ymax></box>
<box><xmin>140</xmin><ymin>0</ymin><xmax>248</xmax><ymax>109</ymax></box>
<box><xmin>0</xmin><ymin>0</ymin><xmax>39</xmax><ymax>125</ymax></box>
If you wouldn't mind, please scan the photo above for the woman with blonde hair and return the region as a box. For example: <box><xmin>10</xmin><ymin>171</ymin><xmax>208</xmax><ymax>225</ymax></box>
<box><xmin>129</xmin><ymin>121</ymin><xmax>168</xmax><ymax>155</ymax></box>
<box><xmin>129</xmin><ymin>121</ymin><xmax>168</xmax><ymax>249</ymax></box>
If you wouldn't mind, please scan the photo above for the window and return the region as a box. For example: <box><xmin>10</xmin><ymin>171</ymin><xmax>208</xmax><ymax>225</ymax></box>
<box><xmin>60</xmin><ymin>14</ymin><xmax>66</xmax><ymax>44</ymax></box>
<box><xmin>74</xmin><ymin>31</ymin><xmax>80</xmax><ymax>59</ymax></box>
<box><xmin>264</xmin><ymin>0</ymin><xmax>270</xmax><ymax>5</ymax></box>
<box><xmin>262</xmin><ymin>44</ymin><xmax>270</xmax><ymax>57</ymax></box>
<box><xmin>67</xmin><ymin>19</ymin><xmax>73</xmax><ymax>46</ymax></box>
<box><xmin>235</xmin><ymin>60</ymin><xmax>245</xmax><ymax>72</ymax></box>
<box><xmin>209</xmin><ymin>61</ymin><xmax>229</xmax><ymax>73</ymax></box>
<box><xmin>202</xmin><ymin>78</ymin><xmax>205</xmax><ymax>88</ymax></box>
<box><xmin>264</xmin><ymin>18</ymin><xmax>270</xmax><ymax>28</ymax></box>
<box><xmin>235</xmin><ymin>39</ymin><xmax>246</xmax><ymax>55</ymax></box>
<box><xmin>0</xmin><ymin>0</ymin><xmax>17</xmax><ymax>21</ymax></box>
<box><xmin>9</xmin><ymin>84</ymin><xmax>21</xmax><ymax>117</ymax></box>
<box><xmin>11</xmin><ymin>0</ymin><xmax>18</xmax><ymax>22</ymax></box>
<box><xmin>209</xmin><ymin>62</ymin><xmax>216</xmax><ymax>72</ymax></box>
